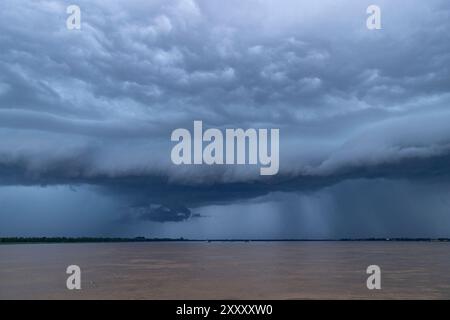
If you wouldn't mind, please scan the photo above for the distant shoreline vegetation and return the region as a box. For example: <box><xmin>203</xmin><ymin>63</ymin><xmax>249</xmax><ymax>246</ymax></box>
<box><xmin>0</xmin><ymin>237</ymin><xmax>449</xmax><ymax>244</ymax></box>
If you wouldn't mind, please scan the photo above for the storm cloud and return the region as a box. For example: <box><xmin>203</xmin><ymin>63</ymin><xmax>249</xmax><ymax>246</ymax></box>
<box><xmin>0</xmin><ymin>0</ymin><xmax>450</xmax><ymax>234</ymax></box>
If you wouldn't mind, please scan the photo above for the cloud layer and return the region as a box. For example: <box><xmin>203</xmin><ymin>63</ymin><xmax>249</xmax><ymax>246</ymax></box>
<box><xmin>1</xmin><ymin>0</ymin><xmax>450</xmax><ymax>230</ymax></box>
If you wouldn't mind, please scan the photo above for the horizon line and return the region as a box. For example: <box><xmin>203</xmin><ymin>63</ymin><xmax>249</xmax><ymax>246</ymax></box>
<box><xmin>1</xmin><ymin>236</ymin><xmax>450</xmax><ymax>244</ymax></box>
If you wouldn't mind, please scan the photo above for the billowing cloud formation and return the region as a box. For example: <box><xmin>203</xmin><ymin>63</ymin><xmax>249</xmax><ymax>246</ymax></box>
<box><xmin>1</xmin><ymin>0</ymin><xmax>450</xmax><ymax>228</ymax></box>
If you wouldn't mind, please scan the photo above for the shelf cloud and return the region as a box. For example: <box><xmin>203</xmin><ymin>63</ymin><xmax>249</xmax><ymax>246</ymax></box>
<box><xmin>1</xmin><ymin>0</ymin><xmax>450</xmax><ymax>234</ymax></box>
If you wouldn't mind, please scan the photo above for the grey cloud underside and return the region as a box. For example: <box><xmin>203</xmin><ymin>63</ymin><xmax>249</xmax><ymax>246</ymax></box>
<box><xmin>1</xmin><ymin>0</ymin><xmax>450</xmax><ymax>223</ymax></box>
<box><xmin>1</xmin><ymin>152</ymin><xmax>450</xmax><ymax>212</ymax></box>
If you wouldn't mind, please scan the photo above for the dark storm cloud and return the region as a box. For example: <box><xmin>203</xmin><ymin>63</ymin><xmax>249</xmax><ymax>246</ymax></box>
<box><xmin>1</xmin><ymin>0</ymin><xmax>450</xmax><ymax>224</ymax></box>
<box><xmin>128</xmin><ymin>204</ymin><xmax>192</xmax><ymax>222</ymax></box>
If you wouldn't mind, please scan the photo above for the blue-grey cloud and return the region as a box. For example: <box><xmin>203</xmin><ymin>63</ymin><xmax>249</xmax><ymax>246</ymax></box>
<box><xmin>0</xmin><ymin>0</ymin><xmax>450</xmax><ymax>230</ymax></box>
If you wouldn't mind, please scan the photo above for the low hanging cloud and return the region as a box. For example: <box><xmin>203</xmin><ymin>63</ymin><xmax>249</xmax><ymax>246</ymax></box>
<box><xmin>1</xmin><ymin>0</ymin><xmax>450</xmax><ymax>223</ymax></box>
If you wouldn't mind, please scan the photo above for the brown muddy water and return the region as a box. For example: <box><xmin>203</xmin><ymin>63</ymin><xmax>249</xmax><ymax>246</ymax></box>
<box><xmin>1</xmin><ymin>242</ymin><xmax>449</xmax><ymax>299</ymax></box>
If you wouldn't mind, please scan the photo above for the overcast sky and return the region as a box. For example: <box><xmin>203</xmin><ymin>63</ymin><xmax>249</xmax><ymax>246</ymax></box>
<box><xmin>1</xmin><ymin>0</ymin><xmax>450</xmax><ymax>238</ymax></box>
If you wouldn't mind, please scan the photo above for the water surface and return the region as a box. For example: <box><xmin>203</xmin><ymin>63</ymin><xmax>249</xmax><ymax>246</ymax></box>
<box><xmin>1</xmin><ymin>242</ymin><xmax>449</xmax><ymax>299</ymax></box>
